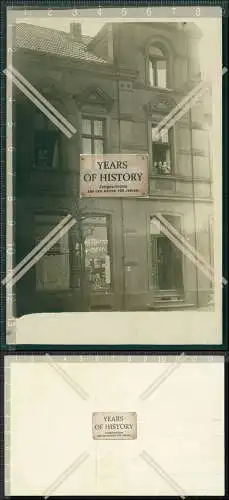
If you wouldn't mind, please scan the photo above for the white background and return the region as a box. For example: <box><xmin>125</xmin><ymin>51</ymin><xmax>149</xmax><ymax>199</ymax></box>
<box><xmin>6</xmin><ymin>355</ymin><xmax>225</xmax><ymax>496</ymax></box>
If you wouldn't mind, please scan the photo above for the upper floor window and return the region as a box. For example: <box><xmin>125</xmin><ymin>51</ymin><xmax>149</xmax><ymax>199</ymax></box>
<box><xmin>81</xmin><ymin>117</ymin><xmax>105</xmax><ymax>154</ymax></box>
<box><xmin>33</xmin><ymin>111</ymin><xmax>60</xmax><ymax>170</ymax></box>
<box><xmin>152</xmin><ymin>126</ymin><xmax>172</xmax><ymax>174</ymax></box>
<box><xmin>148</xmin><ymin>46</ymin><xmax>168</xmax><ymax>89</ymax></box>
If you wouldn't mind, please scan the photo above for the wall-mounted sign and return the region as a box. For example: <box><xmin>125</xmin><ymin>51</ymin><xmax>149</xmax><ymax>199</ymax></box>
<box><xmin>80</xmin><ymin>154</ymin><xmax>148</xmax><ymax>198</ymax></box>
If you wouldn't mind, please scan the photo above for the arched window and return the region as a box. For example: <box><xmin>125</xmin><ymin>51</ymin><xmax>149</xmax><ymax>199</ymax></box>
<box><xmin>148</xmin><ymin>45</ymin><xmax>168</xmax><ymax>89</ymax></box>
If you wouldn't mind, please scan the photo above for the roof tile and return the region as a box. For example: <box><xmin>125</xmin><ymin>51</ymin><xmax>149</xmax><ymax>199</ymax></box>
<box><xmin>15</xmin><ymin>23</ymin><xmax>108</xmax><ymax>64</ymax></box>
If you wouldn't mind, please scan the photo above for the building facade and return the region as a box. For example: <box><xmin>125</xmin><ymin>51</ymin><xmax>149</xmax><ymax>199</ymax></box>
<box><xmin>13</xmin><ymin>21</ymin><xmax>214</xmax><ymax>315</ymax></box>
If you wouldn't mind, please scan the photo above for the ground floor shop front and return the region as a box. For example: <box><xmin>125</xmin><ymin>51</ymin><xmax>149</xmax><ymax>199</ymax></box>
<box><xmin>15</xmin><ymin>197</ymin><xmax>214</xmax><ymax>316</ymax></box>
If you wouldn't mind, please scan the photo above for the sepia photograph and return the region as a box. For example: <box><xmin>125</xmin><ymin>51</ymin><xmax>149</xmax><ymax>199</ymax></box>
<box><xmin>5</xmin><ymin>7</ymin><xmax>222</xmax><ymax>344</ymax></box>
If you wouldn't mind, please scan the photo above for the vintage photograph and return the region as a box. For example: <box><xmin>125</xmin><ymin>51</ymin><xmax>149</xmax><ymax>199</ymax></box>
<box><xmin>5</xmin><ymin>8</ymin><xmax>222</xmax><ymax>343</ymax></box>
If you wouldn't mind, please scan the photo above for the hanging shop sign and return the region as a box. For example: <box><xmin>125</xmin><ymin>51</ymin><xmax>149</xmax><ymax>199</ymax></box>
<box><xmin>80</xmin><ymin>154</ymin><xmax>148</xmax><ymax>198</ymax></box>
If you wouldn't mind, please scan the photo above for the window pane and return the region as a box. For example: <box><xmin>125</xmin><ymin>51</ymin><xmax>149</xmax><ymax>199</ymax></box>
<box><xmin>35</xmin><ymin>219</ymin><xmax>70</xmax><ymax>290</ymax></box>
<box><xmin>156</xmin><ymin>60</ymin><xmax>167</xmax><ymax>88</ymax></box>
<box><xmin>160</xmin><ymin>129</ymin><xmax>169</xmax><ymax>143</ymax></box>
<box><xmin>149</xmin><ymin>61</ymin><xmax>155</xmax><ymax>87</ymax></box>
<box><xmin>94</xmin><ymin>120</ymin><xmax>103</xmax><ymax>137</ymax></box>
<box><xmin>149</xmin><ymin>46</ymin><xmax>164</xmax><ymax>57</ymax></box>
<box><xmin>94</xmin><ymin>139</ymin><xmax>104</xmax><ymax>154</ymax></box>
<box><xmin>82</xmin><ymin>119</ymin><xmax>91</xmax><ymax>135</ymax></box>
<box><xmin>82</xmin><ymin>137</ymin><xmax>92</xmax><ymax>154</ymax></box>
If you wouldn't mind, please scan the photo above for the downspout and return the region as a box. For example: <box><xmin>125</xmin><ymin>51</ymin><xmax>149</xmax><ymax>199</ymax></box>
<box><xmin>113</xmin><ymin>24</ymin><xmax>126</xmax><ymax>311</ymax></box>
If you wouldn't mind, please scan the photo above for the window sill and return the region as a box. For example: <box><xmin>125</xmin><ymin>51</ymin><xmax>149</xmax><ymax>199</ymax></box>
<box><xmin>146</xmin><ymin>85</ymin><xmax>174</xmax><ymax>92</ymax></box>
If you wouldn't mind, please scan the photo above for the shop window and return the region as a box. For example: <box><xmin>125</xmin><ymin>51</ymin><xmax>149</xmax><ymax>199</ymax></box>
<box><xmin>81</xmin><ymin>117</ymin><xmax>105</xmax><ymax>154</ymax></box>
<box><xmin>150</xmin><ymin>215</ymin><xmax>183</xmax><ymax>292</ymax></box>
<box><xmin>35</xmin><ymin>215</ymin><xmax>70</xmax><ymax>290</ymax></box>
<box><xmin>33</xmin><ymin>111</ymin><xmax>60</xmax><ymax>169</ymax></box>
<box><xmin>148</xmin><ymin>45</ymin><xmax>168</xmax><ymax>89</ymax></box>
<box><xmin>80</xmin><ymin>216</ymin><xmax>111</xmax><ymax>291</ymax></box>
<box><xmin>152</xmin><ymin>126</ymin><xmax>172</xmax><ymax>174</ymax></box>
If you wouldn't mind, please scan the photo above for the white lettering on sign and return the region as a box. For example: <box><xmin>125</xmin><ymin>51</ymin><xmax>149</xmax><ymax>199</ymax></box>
<box><xmin>92</xmin><ymin>412</ymin><xmax>137</xmax><ymax>440</ymax></box>
<box><xmin>80</xmin><ymin>154</ymin><xmax>148</xmax><ymax>198</ymax></box>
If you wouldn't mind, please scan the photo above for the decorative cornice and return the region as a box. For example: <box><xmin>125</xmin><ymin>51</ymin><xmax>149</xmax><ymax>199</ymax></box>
<box><xmin>144</xmin><ymin>92</ymin><xmax>177</xmax><ymax>115</ymax></box>
<box><xmin>74</xmin><ymin>86</ymin><xmax>114</xmax><ymax>110</ymax></box>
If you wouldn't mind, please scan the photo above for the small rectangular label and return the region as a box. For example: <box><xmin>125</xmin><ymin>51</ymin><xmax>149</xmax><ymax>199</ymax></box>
<box><xmin>92</xmin><ymin>412</ymin><xmax>137</xmax><ymax>440</ymax></box>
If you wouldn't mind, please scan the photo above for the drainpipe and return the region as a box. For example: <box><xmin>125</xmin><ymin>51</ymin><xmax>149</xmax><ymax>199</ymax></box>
<box><xmin>114</xmin><ymin>24</ymin><xmax>126</xmax><ymax>311</ymax></box>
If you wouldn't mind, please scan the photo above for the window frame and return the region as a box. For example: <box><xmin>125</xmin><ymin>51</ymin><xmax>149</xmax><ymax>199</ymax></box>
<box><xmin>81</xmin><ymin>214</ymin><xmax>113</xmax><ymax>292</ymax></box>
<box><xmin>151</xmin><ymin>125</ymin><xmax>174</xmax><ymax>175</ymax></box>
<box><xmin>148</xmin><ymin>55</ymin><xmax>168</xmax><ymax>89</ymax></box>
<box><xmin>81</xmin><ymin>116</ymin><xmax>106</xmax><ymax>155</ymax></box>
<box><xmin>148</xmin><ymin>212</ymin><xmax>185</xmax><ymax>292</ymax></box>
<box><xmin>70</xmin><ymin>213</ymin><xmax>113</xmax><ymax>293</ymax></box>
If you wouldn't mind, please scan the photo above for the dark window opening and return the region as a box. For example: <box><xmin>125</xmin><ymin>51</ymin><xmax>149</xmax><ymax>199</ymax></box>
<box><xmin>33</xmin><ymin>111</ymin><xmax>61</xmax><ymax>169</ymax></box>
<box><xmin>150</xmin><ymin>215</ymin><xmax>184</xmax><ymax>292</ymax></box>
